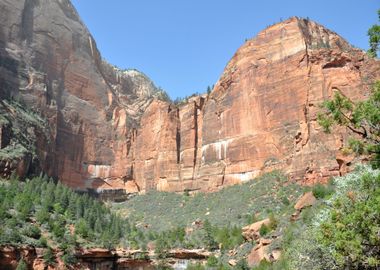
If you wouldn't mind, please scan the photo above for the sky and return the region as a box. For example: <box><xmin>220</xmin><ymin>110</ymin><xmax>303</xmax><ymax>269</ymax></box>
<box><xmin>71</xmin><ymin>0</ymin><xmax>378</xmax><ymax>100</ymax></box>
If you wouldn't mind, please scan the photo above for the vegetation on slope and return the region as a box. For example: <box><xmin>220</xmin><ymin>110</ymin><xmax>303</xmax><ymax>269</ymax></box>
<box><xmin>280</xmin><ymin>166</ymin><xmax>380</xmax><ymax>270</ymax></box>
<box><xmin>114</xmin><ymin>171</ymin><xmax>307</xmax><ymax>267</ymax></box>
<box><xmin>114</xmin><ymin>172</ymin><xmax>304</xmax><ymax>231</ymax></box>
<box><xmin>0</xmin><ymin>174</ymin><xmax>127</xmax><ymax>266</ymax></box>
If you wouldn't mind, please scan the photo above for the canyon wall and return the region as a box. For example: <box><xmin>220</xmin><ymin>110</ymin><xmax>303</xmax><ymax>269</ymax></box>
<box><xmin>131</xmin><ymin>18</ymin><xmax>380</xmax><ymax>192</ymax></box>
<box><xmin>0</xmin><ymin>0</ymin><xmax>379</xmax><ymax>195</ymax></box>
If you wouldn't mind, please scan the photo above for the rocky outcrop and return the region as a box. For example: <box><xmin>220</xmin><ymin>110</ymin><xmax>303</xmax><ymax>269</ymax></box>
<box><xmin>0</xmin><ymin>246</ymin><xmax>209</xmax><ymax>270</ymax></box>
<box><xmin>242</xmin><ymin>218</ymin><xmax>271</xmax><ymax>241</ymax></box>
<box><xmin>0</xmin><ymin>0</ymin><xmax>379</xmax><ymax>194</ymax></box>
<box><xmin>294</xmin><ymin>191</ymin><xmax>317</xmax><ymax>210</ymax></box>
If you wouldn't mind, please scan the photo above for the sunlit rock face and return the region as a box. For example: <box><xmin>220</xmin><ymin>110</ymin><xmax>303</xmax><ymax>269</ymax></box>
<box><xmin>0</xmin><ymin>0</ymin><xmax>156</xmax><ymax>195</ymax></box>
<box><xmin>0</xmin><ymin>0</ymin><xmax>379</xmax><ymax>195</ymax></box>
<box><xmin>132</xmin><ymin>17</ymin><xmax>379</xmax><ymax>192</ymax></box>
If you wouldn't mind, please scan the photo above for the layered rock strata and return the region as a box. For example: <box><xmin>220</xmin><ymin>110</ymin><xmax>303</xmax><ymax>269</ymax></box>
<box><xmin>0</xmin><ymin>0</ymin><xmax>379</xmax><ymax>194</ymax></box>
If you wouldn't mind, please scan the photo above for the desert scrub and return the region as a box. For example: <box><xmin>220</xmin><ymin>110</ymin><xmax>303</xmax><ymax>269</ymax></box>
<box><xmin>114</xmin><ymin>171</ymin><xmax>305</xmax><ymax>232</ymax></box>
<box><xmin>282</xmin><ymin>166</ymin><xmax>380</xmax><ymax>270</ymax></box>
<box><xmin>317</xmin><ymin>169</ymin><xmax>380</xmax><ymax>269</ymax></box>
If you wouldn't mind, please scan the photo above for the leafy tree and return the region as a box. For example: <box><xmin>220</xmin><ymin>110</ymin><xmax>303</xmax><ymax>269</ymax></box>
<box><xmin>368</xmin><ymin>9</ymin><xmax>380</xmax><ymax>57</ymax></box>
<box><xmin>318</xmin><ymin>81</ymin><xmax>380</xmax><ymax>168</ymax></box>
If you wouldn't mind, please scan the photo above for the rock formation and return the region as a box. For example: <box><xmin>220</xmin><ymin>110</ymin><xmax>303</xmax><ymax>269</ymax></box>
<box><xmin>0</xmin><ymin>245</ymin><xmax>210</xmax><ymax>270</ymax></box>
<box><xmin>0</xmin><ymin>0</ymin><xmax>379</xmax><ymax>195</ymax></box>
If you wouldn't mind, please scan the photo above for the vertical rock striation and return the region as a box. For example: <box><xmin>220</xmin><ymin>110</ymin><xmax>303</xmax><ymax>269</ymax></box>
<box><xmin>0</xmin><ymin>1</ymin><xmax>379</xmax><ymax>195</ymax></box>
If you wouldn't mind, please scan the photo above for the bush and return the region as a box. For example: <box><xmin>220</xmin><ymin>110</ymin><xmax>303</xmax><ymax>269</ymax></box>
<box><xmin>62</xmin><ymin>252</ymin><xmax>77</xmax><ymax>266</ymax></box>
<box><xmin>16</xmin><ymin>260</ymin><xmax>27</xmax><ymax>270</ymax></box>
<box><xmin>259</xmin><ymin>224</ymin><xmax>270</xmax><ymax>236</ymax></box>
<box><xmin>252</xmin><ymin>259</ymin><xmax>272</xmax><ymax>270</ymax></box>
<box><xmin>312</xmin><ymin>182</ymin><xmax>334</xmax><ymax>199</ymax></box>
<box><xmin>43</xmin><ymin>247</ymin><xmax>56</xmax><ymax>266</ymax></box>
<box><xmin>318</xmin><ymin>172</ymin><xmax>380</xmax><ymax>269</ymax></box>
<box><xmin>206</xmin><ymin>255</ymin><xmax>218</xmax><ymax>267</ymax></box>
<box><xmin>234</xmin><ymin>259</ymin><xmax>250</xmax><ymax>270</ymax></box>
<box><xmin>23</xmin><ymin>224</ymin><xmax>41</xmax><ymax>239</ymax></box>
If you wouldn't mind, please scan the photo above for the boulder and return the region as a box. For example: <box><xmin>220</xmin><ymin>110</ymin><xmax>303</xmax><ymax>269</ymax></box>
<box><xmin>242</xmin><ymin>218</ymin><xmax>271</xmax><ymax>241</ymax></box>
<box><xmin>294</xmin><ymin>192</ymin><xmax>317</xmax><ymax>210</ymax></box>
<box><xmin>247</xmin><ymin>238</ymin><xmax>272</xmax><ymax>267</ymax></box>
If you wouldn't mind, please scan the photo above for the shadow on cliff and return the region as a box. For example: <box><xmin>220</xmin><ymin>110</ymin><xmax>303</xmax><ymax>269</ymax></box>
<box><xmin>0</xmin><ymin>27</ymin><xmax>20</xmax><ymax>100</ymax></box>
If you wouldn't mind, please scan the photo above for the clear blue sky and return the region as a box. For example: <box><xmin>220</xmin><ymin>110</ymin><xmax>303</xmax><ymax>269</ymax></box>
<box><xmin>71</xmin><ymin>0</ymin><xmax>378</xmax><ymax>100</ymax></box>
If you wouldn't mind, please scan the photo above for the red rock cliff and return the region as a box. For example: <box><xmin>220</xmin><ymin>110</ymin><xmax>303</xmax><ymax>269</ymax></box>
<box><xmin>131</xmin><ymin>18</ymin><xmax>380</xmax><ymax>192</ymax></box>
<box><xmin>0</xmin><ymin>1</ymin><xmax>379</xmax><ymax>194</ymax></box>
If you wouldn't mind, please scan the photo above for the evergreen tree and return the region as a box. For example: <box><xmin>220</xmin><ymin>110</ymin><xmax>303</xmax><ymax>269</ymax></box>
<box><xmin>368</xmin><ymin>10</ymin><xmax>380</xmax><ymax>57</ymax></box>
<box><xmin>318</xmin><ymin>81</ymin><xmax>380</xmax><ymax>168</ymax></box>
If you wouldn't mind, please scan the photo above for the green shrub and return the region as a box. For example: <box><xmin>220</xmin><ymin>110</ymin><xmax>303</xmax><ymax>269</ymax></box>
<box><xmin>186</xmin><ymin>262</ymin><xmax>205</xmax><ymax>270</ymax></box>
<box><xmin>62</xmin><ymin>252</ymin><xmax>77</xmax><ymax>266</ymax></box>
<box><xmin>16</xmin><ymin>260</ymin><xmax>27</xmax><ymax>270</ymax></box>
<box><xmin>318</xmin><ymin>172</ymin><xmax>380</xmax><ymax>269</ymax></box>
<box><xmin>206</xmin><ymin>255</ymin><xmax>218</xmax><ymax>267</ymax></box>
<box><xmin>259</xmin><ymin>224</ymin><xmax>270</xmax><ymax>236</ymax></box>
<box><xmin>252</xmin><ymin>259</ymin><xmax>272</xmax><ymax>270</ymax></box>
<box><xmin>234</xmin><ymin>259</ymin><xmax>250</xmax><ymax>270</ymax></box>
<box><xmin>23</xmin><ymin>224</ymin><xmax>41</xmax><ymax>239</ymax></box>
<box><xmin>43</xmin><ymin>247</ymin><xmax>56</xmax><ymax>266</ymax></box>
<box><xmin>312</xmin><ymin>183</ymin><xmax>334</xmax><ymax>199</ymax></box>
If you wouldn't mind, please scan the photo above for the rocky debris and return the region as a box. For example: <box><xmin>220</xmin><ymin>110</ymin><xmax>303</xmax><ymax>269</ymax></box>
<box><xmin>228</xmin><ymin>259</ymin><xmax>237</xmax><ymax>266</ymax></box>
<box><xmin>291</xmin><ymin>191</ymin><xmax>317</xmax><ymax>220</ymax></box>
<box><xmin>246</xmin><ymin>238</ymin><xmax>281</xmax><ymax>267</ymax></box>
<box><xmin>336</xmin><ymin>151</ymin><xmax>355</xmax><ymax>176</ymax></box>
<box><xmin>294</xmin><ymin>191</ymin><xmax>317</xmax><ymax>210</ymax></box>
<box><xmin>247</xmin><ymin>238</ymin><xmax>272</xmax><ymax>267</ymax></box>
<box><xmin>0</xmin><ymin>0</ymin><xmax>379</xmax><ymax>195</ymax></box>
<box><xmin>242</xmin><ymin>218</ymin><xmax>271</xmax><ymax>241</ymax></box>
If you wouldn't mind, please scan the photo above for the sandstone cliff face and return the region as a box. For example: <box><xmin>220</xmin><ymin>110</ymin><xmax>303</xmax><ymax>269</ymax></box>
<box><xmin>0</xmin><ymin>0</ymin><xmax>156</xmax><ymax>195</ymax></box>
<box><xmin>132</xmin><ymin>18</ymin><xmax>380</xmax><ymax>192</ymax></box>
<box><xmin>0</xmin><ymin>0</ymin><xmax>379</xmax><ymax>194</ymax></box>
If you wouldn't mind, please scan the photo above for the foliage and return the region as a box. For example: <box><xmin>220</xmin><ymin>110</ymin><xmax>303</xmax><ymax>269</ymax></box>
<box><xmin>259</xmin><ymin>224</ymin><xmax>270</xmax><ymax>236</ymax></box>
<box><xmin>0</xmin><ymin>175</ymin><xmax>127</xmax><ymax>259</ymax></box>
<box><xmin>281</xmin><ymin>166</ymin><xmax>380</xmax><ymax>270</ymax></box>
<box><xmin>318</xmin><ymin>171</ymin><xmax>380</xmax><ymax>269</ymax></box>
<box><xmin>206</xmin><ymin>255</ymin><xmax>219</xmax><ymax>267</ymax></box>
<box><xmin>15</xmin><ymin>260</ymin><xmax>27</xmax><ymax>270</ymax></box>
<box><xmin>116</xmin><ymin>171</ymin><xmax>304</xmax><ymax>231</ymax></box>
<box><xmin>318</xmin><ymin>81</ymin><xmax>380</xmax><ymax>168</ymax></box>
<box><xmin>368</xmin><ymin>9</ymin><xmax>380</xmax><ymax>57</ymax></box>
<box><xmin>234</xmin><ymin>259</ymin><xmax>250</xmax><ymax>270</ymax></box>
<box><xmin>251</xmin><ymin>259</ymin><xmax>272</xmax><ymax>270</ymax></box>
<box><xmin>43</xmin><ymin>247</ymin><xmax>56</xmax><ymax>266</ymax></box>
<box><xmin>156</xmin><ymin>87</ymin><xmax>172</xmax><ymax>102</ymax></box>
<box><xmin>312</xmin><ymin>180</ymin><xmax>335</xmax><ymax>199</ymax></box>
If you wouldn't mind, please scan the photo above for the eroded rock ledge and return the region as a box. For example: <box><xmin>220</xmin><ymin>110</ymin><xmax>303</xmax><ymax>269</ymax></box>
<box><xmin>0</xmin><ymin>245</ymin><xmax>211</xmax><ymax>270</ymax></box>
